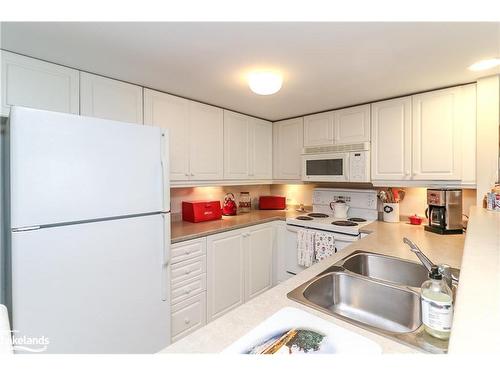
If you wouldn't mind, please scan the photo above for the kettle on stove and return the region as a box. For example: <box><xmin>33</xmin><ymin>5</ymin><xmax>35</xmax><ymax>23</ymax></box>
<box><xmin>222</xmin><ymin>192</ymin><xmax>237</xmax><ymax>216</ymax></box>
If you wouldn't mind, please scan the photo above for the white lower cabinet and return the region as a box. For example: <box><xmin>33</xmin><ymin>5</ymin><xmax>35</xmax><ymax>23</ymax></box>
<box><xmin>170</xmin><ymin>238</ymin><xmax>207</xmax><ymax>342</ymax></box>
<box><xmin>206</xmin><ymin>223</ymin><xmax>275</xmax><ymax>322</ymax></box>
<box><xmin>206</xmin><ymin>229</ymin><xmax>246</xmax><ymax>322</ymax></box>
<box><xmin>244</xmin><ymin>224</ymin><xmax>274</xmax><ymax>301</ymax></box>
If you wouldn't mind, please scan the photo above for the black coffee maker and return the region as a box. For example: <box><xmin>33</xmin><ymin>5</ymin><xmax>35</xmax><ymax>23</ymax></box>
<box><xmin>425</xmin><ymin>189</ymin><xmax>463</xmax><ymax>235</ymax></box>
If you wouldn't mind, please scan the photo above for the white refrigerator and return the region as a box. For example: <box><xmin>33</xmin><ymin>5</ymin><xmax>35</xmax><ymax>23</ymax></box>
<box><xmin>6</xmin><ymin>106</ymin><xmax>171</xmax><ymax>353</ymax></box>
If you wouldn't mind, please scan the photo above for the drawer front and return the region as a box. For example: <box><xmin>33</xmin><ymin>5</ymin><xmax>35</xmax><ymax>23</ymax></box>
<box><xmin>171</xmin><ymin>238</ymin><xmax>207</xmax><ymax>264</ymax></box>
<box><xmin>171</xmin><ymin>292</ymin><xmax>207</xmax><ymax>342</ymax></box>
<box><xmin>171</xmin><ymin>256</ymin><xmax>206</xmax><ymax>286</ymax></box>
<box><xmin>171</xmin><ymin>274</ymin><xmax>207</xmax><ymax>305</ymax></box>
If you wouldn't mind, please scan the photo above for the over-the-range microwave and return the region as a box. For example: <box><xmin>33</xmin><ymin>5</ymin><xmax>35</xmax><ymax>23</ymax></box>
<box><xmin>301</xmin><ymin>143</ymin><xmax>370</xmax><ymax>182</ymax></box>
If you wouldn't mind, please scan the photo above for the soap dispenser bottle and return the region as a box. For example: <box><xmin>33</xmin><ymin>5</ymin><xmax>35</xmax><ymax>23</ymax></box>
<box><xmin>421</xmin><ymin>266</ymin><xmax>454</xmax><ymax>340</ymax></box>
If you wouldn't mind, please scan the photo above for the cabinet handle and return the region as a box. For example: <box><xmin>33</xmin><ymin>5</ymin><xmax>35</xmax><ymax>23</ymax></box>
<box><xmin>185</xmin><ymin>251</ymin><xmax>190</xmax><ymax>255</ymax></box>
<box><xmin>184</xmin><ymin>288</ymin><xmax>191</xmax><ymax>294</ymax></box>
<box><xmin>185</xmin><ymin>173</ymin><xmax>189</xmax><ymax>177</ymax></box>
<box><xmin>185</xmin><ymin>269</ymin><xmax>191</xmax><ymax>275</ymax></box>
<box><xmin>184</xmin><ymin>318</ymin><xmax>190</xmax><ymax>325</ymax></box>
<box><xmin>190</xmin><ymin>173</ymin><xmax>195</xmax><ymax>177</ymax></box>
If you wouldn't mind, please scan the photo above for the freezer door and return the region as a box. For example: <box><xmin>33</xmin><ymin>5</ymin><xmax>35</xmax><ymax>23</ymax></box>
<box><xmin>11</xmin><ymin>214</ymin><xmax>170</xmax><ymax>353</ymax></box>
<box><xmin>10</xmin><ymin>107</ymin><xmax>166</xmax><ymax>228</ymax></box>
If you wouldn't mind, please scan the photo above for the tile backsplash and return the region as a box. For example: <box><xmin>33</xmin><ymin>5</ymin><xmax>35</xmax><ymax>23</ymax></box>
<box><xmin>170</xmin><ymin>185</ymin><xmax>272</xmax><ymax>214</ymax></box>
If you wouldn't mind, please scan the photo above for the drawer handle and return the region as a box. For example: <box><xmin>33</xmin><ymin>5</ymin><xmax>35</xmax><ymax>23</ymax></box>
<box><xmin>184</xmin><ymin>318</ymin><xmax>190</xmax><ymax>325</ymax></box>
<box><xmin>185</xmin><ymin>251</ymin><xmax>190</xmax><ymax>255</ymax></box>
<box><xmin>185</xmin><ymin>269</ymin><xmax>191</xmax><ymax>275</ymax></box>
<box><xmin>184</xmin><ymin>288</ymin><xmax>191</xmax><ymax>294</ymax></box>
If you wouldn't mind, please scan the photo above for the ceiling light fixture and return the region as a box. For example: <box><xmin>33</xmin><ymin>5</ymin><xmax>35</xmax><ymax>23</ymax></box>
<box><xmin>247</xmin><ymin>71</ymin><xmax>283</xmax><ymax>95</ymax></box>
<box><xmin>468</xmin><ymin>58</ymin><xmax>500</xmax><ymax>71</ymax></box>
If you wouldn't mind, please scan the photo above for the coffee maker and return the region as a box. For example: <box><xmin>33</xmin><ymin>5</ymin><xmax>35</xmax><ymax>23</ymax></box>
<box><xmin>425</xmin><ymin>189</ymin><xmax>463</xmax><ymax>235</ymax></box>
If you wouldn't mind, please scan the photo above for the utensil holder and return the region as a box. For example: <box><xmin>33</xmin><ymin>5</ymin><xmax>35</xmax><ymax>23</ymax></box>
<box><xmin>383</xmin><ymin>203</ymin><xmax>400</xmax><ymax>223</ymax></box>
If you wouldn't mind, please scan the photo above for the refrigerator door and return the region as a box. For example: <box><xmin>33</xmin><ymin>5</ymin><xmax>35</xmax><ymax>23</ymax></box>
<box><xmin>9</xmin><ymin>107</ymin><xmax>166</xmax><ymax>228</ymax></box>
<box><xmin>11</xmin><ymin>213</ymin><xmax>170</xmax><ymax>353</ymax></box>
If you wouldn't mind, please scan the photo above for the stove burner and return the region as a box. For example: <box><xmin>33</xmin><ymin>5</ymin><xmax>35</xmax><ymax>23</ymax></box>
<box><xmin>295</xmin><ymin>216</ymin><xmax>314</xmax><ymax>221</ymax></box>
<box><xmin>331</xmin><ymin>220</ymin><xmax>358</xmax><ymax>227</ymax></box>
<box><xmin>348</xmin><ymin>217</ymin><xmax>367</xmax><ymax>223</ymax></box>
<box><xmin>307</xmin><ymin>213</ymin><xmax>329</xmax><ymax>218</ymax></box>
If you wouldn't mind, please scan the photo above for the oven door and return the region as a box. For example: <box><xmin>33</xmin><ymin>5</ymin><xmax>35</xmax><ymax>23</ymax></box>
<box><xmin>285</xmin><ymin>225</ymin><xmax>359</xmax><ymax>275</ymax></box>
<box><xmin>302</xmin><ymin>152</ymin><xmax>349</xmax><ymax>182</ymax></box>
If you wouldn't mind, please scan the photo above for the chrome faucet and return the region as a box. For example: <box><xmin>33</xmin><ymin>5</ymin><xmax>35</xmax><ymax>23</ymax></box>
<box><xmin>403</xmin><ymin>237</ymin><xmax>458</xmax><ymax>287</ymax></box>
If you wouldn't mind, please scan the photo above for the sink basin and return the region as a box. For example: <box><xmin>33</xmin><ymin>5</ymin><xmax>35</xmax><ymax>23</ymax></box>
<box><xmin>300</xmin><ymin>270</ymin><xmax>421</xmax><ymax>333</ymax></box>
<box><xmin>287</xmin><ymin>251</ymin><xmax>460</xmax><ymax>353</ymax></box>
<box><xmin>340</xmin><ymin>252</ymin><xmax>429</xmax><ymax>288</ymax></box>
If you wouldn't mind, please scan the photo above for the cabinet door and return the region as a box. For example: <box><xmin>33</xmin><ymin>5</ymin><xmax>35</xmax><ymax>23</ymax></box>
<box><xmin>371</xmin><ymin>97</ymin><xmax>412</xmax><ymax>180</ymax></box>
<box><xmin>206</xmin><ymin>230</ymin><xmax>245</xmax><ymax>322</ymax></box>
<box><xmin>189</xmin><ymin>102</ymin><xmax>224</xmax><ymax>180</ymax></box>
<box><xmin>412</xmin><ymin>87</ymin><xmax>462</xmax><ymax>180</ymax></box>
<box><xmin>250</xmin><ymin>118</ymin><xmax>273</xmax><ymax>179</ymax></box>
<box><xmin>245</xmin><ymin>224</ymin><xmax>274</xmax><ymax>301</ymax></box>
<box><xmin>1</xmin><ymin>51</ymin><xmax>79</xmax><ymax>116</ymax></box>
<box><xmin>335</xmin><ymin>104</ymin><xmax>370</xmax><ymax>144</ymax></box>
<box><xmin>144</xmin><ymin>89</ymin><xmax>190</xmax><ymax>180</ymax></box>
<box><xmin>80</xmin><ymin>72</ymin><xmax>143</xmax><ymax>124</ymax></box>
<box><xmin>273</xmin><ymin>118</ymin><xmax>304</xmax><ymax>180</ymax></box>
<box><xmin>459</xmin><ymin>84</ymin><xmax>477</xmax><ymax>185</ymax></box>
<box><xmin>224</xmin><ymin>111</ymin><xmax>250</xmax><ymax>179</ymax></box>
<box><xmin>303</xmin><ymin>111</ymin><xmax>335</xmax><ymax>147</ymax></box>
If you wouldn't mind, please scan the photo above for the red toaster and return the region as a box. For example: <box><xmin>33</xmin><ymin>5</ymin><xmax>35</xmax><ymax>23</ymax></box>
<box><xmin>259</xmin><ymin>196</ymin><xmax>286</xmax><ymax>210</ymax></box>
<box><xmin>182</xmin><ymin>201</ymin><xmax>222</xmax><ymax>223</ymax></box>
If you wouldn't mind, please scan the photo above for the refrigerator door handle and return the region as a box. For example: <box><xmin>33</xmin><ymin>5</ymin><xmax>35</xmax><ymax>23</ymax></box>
<box><xmin>160</xmin><ymin>130</ymin><xmax>170</xmax><ymax>213</ymax></box>
<box><xmin>161</xmin><ymin>213</ymin><xmax>171</xmax><ymax>301</ymax></box>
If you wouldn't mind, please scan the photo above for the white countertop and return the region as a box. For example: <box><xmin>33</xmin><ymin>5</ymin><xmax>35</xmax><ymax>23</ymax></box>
<box><xmin>448</xmin><ymin>206</ymin><xmax>500</xmax><ymax>353</ymax></box>
<box><xmin>161</xmin><ymin>219</ymin><xmax>465</xmax><ymax>354</ymax></box>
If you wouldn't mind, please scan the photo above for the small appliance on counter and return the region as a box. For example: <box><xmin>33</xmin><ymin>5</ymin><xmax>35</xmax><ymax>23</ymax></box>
<box><xmin>182</xmin><ymin>200</ymin><xmax>222</xmax><ymax>223</ymax></box>
<box><xmin>239</xmin><ymin>192</ymin><xmax>251</xmax><ymax>213</ymax></box>
<box><xmin>222</xmin><ymin>193</ymin><xmax>237</xmax><ymax>216</ymax></box>
<box><xmin>424</xmin><ymin>189</ymin><xmax>463</xmax><ymax>234</ymax></box>
<box><xmin>259</xmin><ymin>195</ymin><xmax>286</xmax><ymax>210</ymax></box>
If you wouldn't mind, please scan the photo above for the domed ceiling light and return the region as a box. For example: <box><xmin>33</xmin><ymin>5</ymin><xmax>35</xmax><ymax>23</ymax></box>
<box><xmin>247</xmin><ymin>71</ymin><xmax>283</xmax><ymax>95</ymax></box>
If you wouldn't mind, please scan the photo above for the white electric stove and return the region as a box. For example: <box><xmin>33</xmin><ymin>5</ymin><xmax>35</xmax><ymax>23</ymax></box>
<box><xmin>284</xmin><ymin>188</ymin><xmax>378</xmax><ymax>275</ymax></box>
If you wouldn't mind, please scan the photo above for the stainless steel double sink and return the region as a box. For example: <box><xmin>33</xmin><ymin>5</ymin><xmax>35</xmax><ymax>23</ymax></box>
<box><xmin>287</xmin><ymin>251</ymin><xmax>460</xmax><ymax>353</ymax></box>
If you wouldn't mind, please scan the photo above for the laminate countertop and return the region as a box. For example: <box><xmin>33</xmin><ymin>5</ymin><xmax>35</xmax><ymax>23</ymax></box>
<box><xmin>163</xmin><ymin>216</ymin><xmax>466</xmax><ymax>354</ymax></box>
<box><xmin>171</xmin><ymin>209</ymin><xmax>296</xmax><ymax>243</ymax></box>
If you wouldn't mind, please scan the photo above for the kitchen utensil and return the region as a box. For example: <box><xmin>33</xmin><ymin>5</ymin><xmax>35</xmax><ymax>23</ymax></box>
<box><xmin>392</xmin><ymin>188</ymin><xmax>399</xmax><ymax>202</ymax></box>
<box><xmin>222</xmin><ymin>193</ymin><xmax>237</xmax><ymax>216</ymax></box>
<box><xmin>398</xmin><ymin>190</ymin><xmax>406</xmax><ymax>202</ymax></box>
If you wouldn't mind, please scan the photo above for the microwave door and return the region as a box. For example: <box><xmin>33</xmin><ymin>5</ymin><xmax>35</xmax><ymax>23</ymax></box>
<box><xmin>302</xmin><ymin>153</ymin><xmax>349</xmax><ymax>182</ymax></box>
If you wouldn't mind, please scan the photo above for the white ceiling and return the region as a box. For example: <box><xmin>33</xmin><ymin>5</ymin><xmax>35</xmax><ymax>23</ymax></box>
<box><xmin>1</xmin><ymin>22</ymin><xmax>499</xmax><ymax>121</ymax></box>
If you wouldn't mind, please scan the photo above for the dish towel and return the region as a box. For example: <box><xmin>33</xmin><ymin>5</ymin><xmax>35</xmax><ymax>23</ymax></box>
<box><xmin>297</xmin><ymin>229</ymin><xmax>316</xmax><ymax>267</ymax></box>
<box><xmin>314</xmin><ymin>232</ymin><xmax>336</xmax><ymax>262</ymax></box>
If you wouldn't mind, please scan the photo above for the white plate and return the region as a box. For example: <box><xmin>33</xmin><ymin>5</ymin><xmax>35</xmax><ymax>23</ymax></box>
<box><xmin>222</xmin><ymin>307</ymin><xmax>382</xmax><ymax>354</ymax></box>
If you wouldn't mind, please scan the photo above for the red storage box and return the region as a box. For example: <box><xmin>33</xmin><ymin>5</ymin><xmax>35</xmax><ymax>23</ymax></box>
<box><xmin>182</xmin><ymin>201</ymin><xmax>222</xmax><ymax>223</ymax></box>
<box><xmin>259</xmin><ymin>196</ymin><xmax>286</xmax><ymax>210</ymax></box>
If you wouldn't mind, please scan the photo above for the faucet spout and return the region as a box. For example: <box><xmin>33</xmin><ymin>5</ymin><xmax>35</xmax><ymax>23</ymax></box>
<box><xmin>403</xmin><ymin>237</ymin><xmax>435</xmax><ymax>273</ymax></box>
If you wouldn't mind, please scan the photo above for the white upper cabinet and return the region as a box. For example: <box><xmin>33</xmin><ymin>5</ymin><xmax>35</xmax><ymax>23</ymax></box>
<box><xmin>273</xmin><ymin>118</ymin><xmax>304</xmax><ymax>180</ymax></box>
<box><xmin>335</xmin><ymin>104</ymin><xmax>371</xmax><ymax>144</ymax></box>
<box><xmin>80</xmin><ymin>72</ymin><xmax>143</xmax><ymax>124</ymax></box>
<box><xmin>144</xmin><ymin>90</ymin><xmax>223</xmax><ymax>181</ymax></box>
<box><xmin>251</xmin><ymin>118</ymin><xmax>273</xmax><ymax>179</ymax></box>
<box><xmin>224</xmin><ymin>111</ymin><xmax>250</xmax><ymax>179</ymax></box>
<box><xmin>459</xmin><ymin>84</ymin><xmax>477</xmax><ymax>185</ymax></box>
<box><xmin>371</xmin><ymin>97</ymin><xmax>412</xmax><ymax>180</ymax></box>
<box><xmin>224</xmin><ymin>110</ymin><xmax>272</xmax><ymax>180</ymax></box>
<box><xmin>144</xmin><ymin>89</ymin><xmax>190</xmax><ymax>180</ymax></box>
<box><xmin>1</xmin><ymin>51</ymin><xmax>79</xmax><ymax>116</ymax></box>
<box><xmin>188</xmin><ymin>101</ymin><xmax>224</xmax><ymax>180</ymax></box>
<box><xmin>303</xmin><ymin>111</ymin><xmax>335</xmax><ymax>147</ymax></box>
<box><xmin>412</xmin><ymin>86</ymin><xmax>463</xmax><ymax>180</ymax></box>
